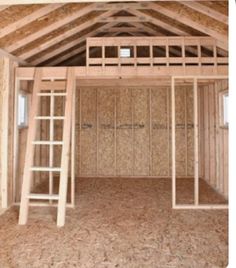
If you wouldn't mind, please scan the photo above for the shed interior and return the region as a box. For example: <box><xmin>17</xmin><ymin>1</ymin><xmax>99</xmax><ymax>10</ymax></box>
<box><xmin>0</xmin><ymin>1</ymin><xmax>229</xmax><ymax>267</ymax></box>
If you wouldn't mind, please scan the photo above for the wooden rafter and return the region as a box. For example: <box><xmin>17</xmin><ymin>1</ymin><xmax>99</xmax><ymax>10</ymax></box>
<box><xmin>127</xmin><ymin>9</ymin><xmax>188</xmax><ymax>36</ymax></box>
<box><xmin>181</xmin><ymin>2</ymin><xmax>228</xmax><ymax>25</ymax></box>
<box><xmin>20</xmin><ymin>10</ymin><xmax>119</xmax><ymax>60</ymax></box>
<box><xmin>148</xmin><ymin>2</ymin><xmax>228</xmax><ymax>50</ymax></box>
<box><xmin>6</xmin><ymin>3</ymin><xmax>97</xmax><ymax>53</ymax></box>
<box><xmin>34</xmin><ymin>22</ymin><xmax>119</xmax><ymax>66</ymax></box>
<box><xmin>0</xmin><ymin>4</ymin><xmax>65</xmax><ymax>39</ymax></box>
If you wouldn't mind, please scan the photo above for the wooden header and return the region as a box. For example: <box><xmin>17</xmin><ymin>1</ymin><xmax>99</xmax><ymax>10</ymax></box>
<box><xmin>0</xmin><ymin>0</ymin><xmax>227</xmax><ymax>4</ymax></box>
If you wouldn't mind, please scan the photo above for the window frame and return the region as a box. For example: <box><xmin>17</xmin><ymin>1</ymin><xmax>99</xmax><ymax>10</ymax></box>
<box><xmin>219</xmin><ymin>90</ymin><xmax>229</xmax><ymax>128</ymax></box>
<box><xmin>17</xmin><ymin>91</ymin><xmax>29</xmax><ymax>129</ymax></box>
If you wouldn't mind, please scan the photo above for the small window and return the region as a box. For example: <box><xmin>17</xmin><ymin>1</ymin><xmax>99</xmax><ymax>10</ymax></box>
<box><xmin>18</xmin><ymin>94</ymin><xmax>28</xmax><ymax>128</ymax></box>
<box><xmin>219</xmin><ymin>91</ymin><xmax>228</xmax><ymax>128</ymax></box>
<box><xmin>223</xmin><ymin>94</ymin><xmax>229</xmax><ymax>126</ymax></box>
<box><xmin>120</xmin><ymin>48</ymin><xmax>131</xmax><ymax>58</ymax></box>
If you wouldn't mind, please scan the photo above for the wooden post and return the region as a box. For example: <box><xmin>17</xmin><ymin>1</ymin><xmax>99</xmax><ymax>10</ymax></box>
<box><xmin>57</xmin><ymin>68</ymin><xmax>75</xmax><ymax>227</ymax></box>
<box><xmin>70</xmin><ymin>84</ymin><xmax>75</xmax><ymax>207</ymax></box>
<box><xmin>0</xmin><ymin>57</ymin><xmax>10</xmax><ymax>209</ymax></box>
<box><xmin>193</xmin><ymin>78</ymin><xmax>199</xmax><ymax>205</ymax></box>
<box><xmin>171</xmin><ymin>77</ymin><xmax>176</xmax><ymax>207</ymax></box>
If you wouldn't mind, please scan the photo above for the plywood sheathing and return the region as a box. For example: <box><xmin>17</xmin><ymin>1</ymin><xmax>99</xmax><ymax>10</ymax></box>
<box><xmin>27</xmin><ymin>21</ymin><xmax>105</xmax><ymax>64</ymax></box>
<box><xmin>154</xmin><ymin>2</ymin><xmax>228</xmax><ymax>36</ymax></box>
<box><xmin>0</xmin><ymin>3</ymin><xmax>89</xmax><ymax>49</ymax></box>
<box><xmin>74</xmin><ymin>86</ymin><xmax>194</xmax><ymax>178</ymax></box>
<box><xmin>116</xmin><ymin>88</ymin><xmax>133</xmax><ymax>176</ymax></box>
<box><xmin>80</xmin><ymin>87</ymin><xmax>97</xmax><ymax>175</ymax></box>
<box><xmin>0</xmin><ymin>177</ymin><xmax>228</xmax><ymax>267</ymax></box>
<box><xmin>98</xmin><ymin>88</ymin><xmax>116</xmax><ymax>176</ymax></box>
<box><xmin>151</xmin><ymin>87</ymin><xmax>169</xmax><ymax>176</ymax></box>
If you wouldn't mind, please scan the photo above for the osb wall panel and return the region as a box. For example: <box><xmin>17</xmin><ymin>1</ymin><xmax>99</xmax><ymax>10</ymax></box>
<box><xmin>76</xmin><ymin>86</ymin><xmax>194</xmax><ymax>178</ymax></box>
<box><xmin>151</xmin><ymin>87</ymin><xmax>169</xmax><ymax>176</ymax></box>
<box><xmin>175</xmin><ymin>87</ymin><xmax>186</xmax><ymax>176</ymax></box>
<box><xmin>98</xmin><ymin>88</ymin><xmax>116</xmax><ymax>176</ymax></box>
<box><xmin>133</xmin><ymin>88</ymin><xmax>150</xmax><ymax>176</ymax></box>
<box><xmin>80</xmin><ymin>87</ymin><xmax>97</xmax><ymax>175</ymax></box>
<box><xmin>116</xmin><ymin>88</ymin><xmax>133</xmax><ymax>176</ymax></box>
<box><xmin>200</xmin><ymin>80</ymin><xmax>228</xmax><ymax>199</ymax></box>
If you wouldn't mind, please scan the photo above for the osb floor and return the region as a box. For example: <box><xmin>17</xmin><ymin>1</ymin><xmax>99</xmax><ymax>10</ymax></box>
<box><xmin>0</xmin><ymin>178</ymin><xmax>228</xmax><ymax>268</ymax></box>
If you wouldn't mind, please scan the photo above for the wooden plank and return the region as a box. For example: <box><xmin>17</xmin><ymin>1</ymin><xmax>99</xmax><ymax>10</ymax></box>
<box><xmin>57</xmin><ymin>68</ymin><xmax>75</xmax><ymax>227</ymax></box>
<box><xmin>0</xmin><ymin>57</ymin><xmax>10</xmax><ymax>208</ymax></box>
<box><xmin>1</xmin><ymin>0</ymin><xmax>225</xmax><ymax>4</ymax></box>
<box><xmin>18</xmin><ymin>69</ymin><xmax>42</xmax><ymax>225</ymax></box>
<box><xmin>171</xmin><ymin>77</ymin><xmax>176</xmax><ymax>207</ymax></box>
<box><xmin>0</xmin><ymin>4</ymin><xmax>64</xmax><ymax>39</ymax></box>
<box><xmin>70</xmin><ymin>82</ymin><xmax>76</xmax><ymax>207</ymax></box>
<box><xmin>193</xmin><ymin>78</ymin><xmax>199</xmax><ymax>205</ymax></box>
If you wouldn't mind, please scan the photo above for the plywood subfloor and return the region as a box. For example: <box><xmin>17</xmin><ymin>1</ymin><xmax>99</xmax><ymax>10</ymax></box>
<box><xmin>0</xmin><ymin>178</ymin><xmax>228</xmax><ymax>267</ymax></box>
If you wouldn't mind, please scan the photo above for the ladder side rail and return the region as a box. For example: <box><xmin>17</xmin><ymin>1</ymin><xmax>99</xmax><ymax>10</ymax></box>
<box><xmin>19</xmin><ymin>69</ymin><xmax>43</xmax><ymax>225</ymax></box>
<box><xmin>57</xmin><ymin>68</ymin><xmax>75</xmax><ymax>227</ymax></box>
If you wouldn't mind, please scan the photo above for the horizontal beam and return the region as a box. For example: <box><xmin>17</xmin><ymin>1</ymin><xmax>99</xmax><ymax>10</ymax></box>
<box><xmin>16</xmin><ymin>65</ymin><xmax>228</xmax><ymax>80</ymax></box>
<box><xmin>99</xmin><ymin>16</ymin><xmax>149</xmax><ymax>23</ymax></box>
<box><xmin>0</xmin><ymin>0</ymin><xmax>227</xmax><ymax>4</ymax></box>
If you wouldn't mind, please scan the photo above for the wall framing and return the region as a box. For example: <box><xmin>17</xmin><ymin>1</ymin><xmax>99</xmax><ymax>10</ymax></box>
<box><xmin>171</xmin><ymin>75</ymin><xmax>228</xmax><ymax>210</ymax></box>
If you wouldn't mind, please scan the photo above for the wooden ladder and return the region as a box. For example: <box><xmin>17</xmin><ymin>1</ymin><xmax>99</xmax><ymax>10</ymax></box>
<box><xmin>18</xmin><ymin>67</ymin><xmax>75</xmax><ymax>227</ymax></box>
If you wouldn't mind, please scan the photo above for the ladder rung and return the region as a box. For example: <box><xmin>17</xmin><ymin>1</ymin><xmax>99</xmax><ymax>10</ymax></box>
<box><xmin>37</xmin><ymin>92</ymin><xmax>67</xmax><ymax>97</ymax></box>
<box><xmin>32</xmin><ymin>141</ymin><xmax>63</xmax><ymax>145</ymax></box>
<box><xmin>35</xmin><ymin>116</ymin><xmax>65</xmax><ymax>120</ymax></box>
<box><xmin>30</xmin><ymin>167</ymin><xmax>62</xmax><ymax>172</ymax></box>
<box><xmin>28</xmin><ymin>194</ymin><xmax>59</xmax><ymax>200</ymax></box>
<box><xmin>41</xmin><ymin>81</ymin><xmax>66</xmax><ymax>91</ymax></box>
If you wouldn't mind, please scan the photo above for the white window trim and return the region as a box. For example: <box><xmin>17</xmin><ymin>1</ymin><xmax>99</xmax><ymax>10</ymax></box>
<box><xmin>18</xmin><ymin>91</ymin><xmax>29</xmax><ymax>129</ymax></box>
